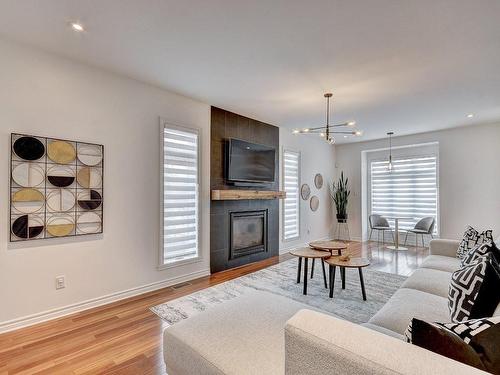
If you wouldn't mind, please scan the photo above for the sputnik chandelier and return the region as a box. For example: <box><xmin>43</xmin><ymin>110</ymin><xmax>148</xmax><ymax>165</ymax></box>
<box><xmin>293</xmin><ymin>93</ymin><xmax>363</xmax><ymax>144</ymax></box>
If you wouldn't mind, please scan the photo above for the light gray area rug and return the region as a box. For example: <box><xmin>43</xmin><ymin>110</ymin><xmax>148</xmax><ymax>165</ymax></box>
<box><xmin>151</xmin><ymin>259</ymin><xmax>406</xmax><ymax>326</ymax></box>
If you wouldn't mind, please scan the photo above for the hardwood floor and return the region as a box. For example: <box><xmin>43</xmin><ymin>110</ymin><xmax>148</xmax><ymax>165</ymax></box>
<box><xmin>0</xmin><ymin>241</ymin><xmax>428</xmax><ymax>374</ymax></box>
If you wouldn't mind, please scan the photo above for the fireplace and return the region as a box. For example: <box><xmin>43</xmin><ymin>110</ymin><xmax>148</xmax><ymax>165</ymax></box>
<box><xmin>229</xmin><ymin>210</ymin><xmax>268</xmax><ymax>259</ymax></box>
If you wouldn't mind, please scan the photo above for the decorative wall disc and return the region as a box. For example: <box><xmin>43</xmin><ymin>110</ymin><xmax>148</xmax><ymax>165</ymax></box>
<box><xmin>12</xmin><ymin>215</ymin><xmax>44</xmax><ymax>239</ymax></box>
<box><xmin>77</xmin><ymin>167</ymin><xmax>102</xmax><ymax>188</ymax></box>
<box><xmin>46</xmin><ymin>189</ymin><xmax>75</xmax><ymax>212</ymax></box>
<box><xmin>300</xmin><ymin>184</ymin><xmax>311</xmax><ymax>200</ymax></box>
<box><xmin>12</xmin><ymin>163</ymin><xmax>45</xmax><ymax>187</ymax></box>
<box><xmin>46</xmin><ymin>216</ymin><xmax>75</xmax><ymax>237</ymax></box>
<box><xmin>77</xmin><ymin>144</ymin><xmax>103</xmax><ymax>166</ymax></box>
<box><xmin>13</xmin><ymin>136</ymin><xmax>45</xmax><ymax>161</ymax></box>
<box><xmin>77</xmin><ymin>212</ymin><xmax>102</xmax><ymax>234</ymax></box>
<box><xmin>314</xmin><ymin>173</ymin><xmax>324</xmax><ymax>189</ymax></box>
<box><xmin>12</xmin><ymin>188</ymin><xmax>45</xmax><ymax>214</ymax></box>
<box><xmin>47</xmin><ymin>165</ymin><xmax>75</xmax><ymax>187</ymax></box>
<box><xmin>310</xmin><ymin>195</ymin><xmax>319</xmax><ymax>212</ymax></box>
<box><xmin>47</xmin><ymin>140</ymin><xmax>76</xmax><ymax>164</ymax></box>
<box><xmin>77</xmin><ymin>190</ymin><xmax>102</xmax><ymax>210</ymax></box>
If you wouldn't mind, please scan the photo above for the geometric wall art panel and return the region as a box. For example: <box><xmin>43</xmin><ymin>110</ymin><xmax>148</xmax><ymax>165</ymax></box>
<box><xmin>10</xmin><ymin>133</ymin><xmax>104</xmax><ymax>241</ymax></box>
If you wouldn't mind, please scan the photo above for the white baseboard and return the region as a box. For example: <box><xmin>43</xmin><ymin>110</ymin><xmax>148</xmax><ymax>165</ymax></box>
<box><xmin>0</xmin><ymin>268</ymin><xmax>210</xmax><ymax>334</ymax></box>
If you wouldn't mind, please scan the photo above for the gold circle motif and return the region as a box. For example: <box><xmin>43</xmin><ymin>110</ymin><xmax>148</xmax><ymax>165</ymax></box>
<box><xmin>47</xmin><ymin>141</ymin><xmax>76</xmax><ymax>164</ymax></box>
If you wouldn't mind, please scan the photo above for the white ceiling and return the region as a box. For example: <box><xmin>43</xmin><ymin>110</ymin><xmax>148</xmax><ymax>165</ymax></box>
<box><xmin>0</xmin><ymin>0</ymin><xmax>499</xmax><ymax>143</ymax></box>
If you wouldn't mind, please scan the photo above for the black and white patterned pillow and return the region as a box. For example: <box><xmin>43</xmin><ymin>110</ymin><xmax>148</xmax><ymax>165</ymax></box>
<box><xmin>449</xmin><ymin>253</ymin><xmax>500</xmax><ymax>322</ymax></box>
<box><xmin>457</xmin><ymin>226</ymin><xmax>493</xmax><ymax>259</ymax></box>
<box><xmin>461</xmin><ymin>241</ymin><xmax>500</xmax><ymax>268</ymax></box>
<box><xmin>404</xmin><ymin>317</ymin><xmax>500</xmax><ymax>372</ymax></box>
<box><xmin>405</xmin><ymin>316</ymin><xmax>500</xmax><ymax>343</ymax></box>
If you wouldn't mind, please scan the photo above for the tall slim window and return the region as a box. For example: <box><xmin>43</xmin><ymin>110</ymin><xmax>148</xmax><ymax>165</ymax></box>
<box><xmin>161</xmin><ymin>124</ymin><xmax>200</xmax><ymax>265</ymax></box>
<box><xmin>283</xmin><ymin>150</ymin><xmax>300</xmax><ymax>241</ymax></box>
<box><xmin>370</xmin><ymin>155</ymin><xmax>438</xmax><ymax>233</ymax></box>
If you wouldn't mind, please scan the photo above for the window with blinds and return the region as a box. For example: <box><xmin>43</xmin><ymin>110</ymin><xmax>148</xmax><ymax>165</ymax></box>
<box><xmin>161</xmin><ymin>125</ymin><xmax>200</xmax><ymax>265</ymax></box>
<box><xmin>283</xmin><ymin>150</ymin><xmax>300</xmax><ymax>241</ymax></box>
<box><xmin>370</xmin><ymin>155</ymin><xmax>438</xmax><ymax>233</ymax></box>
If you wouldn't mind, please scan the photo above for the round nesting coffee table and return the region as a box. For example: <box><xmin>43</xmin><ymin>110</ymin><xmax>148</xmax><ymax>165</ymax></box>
<box><xmin>309</xmin><ymin>240</ymin><xmax>348</xmax><ymax>255</ymax></box>
<box><xmin>324</xmin><ymin>257</ymin><xmax>370</xmax><ymax>301</ymax></box>
<box><xmin>289</xmin><ymin>247</ymin><xmax>331</xmax><ymax>295</ymax></box>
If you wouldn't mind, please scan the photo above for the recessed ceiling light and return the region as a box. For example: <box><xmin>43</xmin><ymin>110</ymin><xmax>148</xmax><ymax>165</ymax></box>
<box><xmin>70</xmin><ymin>22</ymin><xmax>85</xmax><ymax>32</ymax></box>
<box><xmin>467</xmin><ymin>113</ymin><xmax>474</xmax><ymax>118</ymax></box>
<box><xmin>303</xmin><ymin>128</ymin><xmax>310</xmax><ymax>133</ymax></box>
<box><xmin>292</xmin><ymin>129</ymin><xmax>299</xmax><ymax>134</ymax></box>
<box><xmin>347</xmin><ymin>121</ymin><xmax>356</xmax><ymax>126</ymax></box>
<box><xmin>344</xmin><ymin>135</ymin><xmax>348</xmax><ymax>138</ymax></box>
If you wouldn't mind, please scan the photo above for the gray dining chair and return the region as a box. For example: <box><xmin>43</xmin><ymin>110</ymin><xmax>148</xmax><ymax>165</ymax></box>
<box><xmin>404</xmin><ymin>217</ymin><xmax>435</xmax><ymax>248</ymax></box>
<box><xmin>369</xmin><ymin>214</ymin><xmax>394</xmax><ymax>245</ymax></box>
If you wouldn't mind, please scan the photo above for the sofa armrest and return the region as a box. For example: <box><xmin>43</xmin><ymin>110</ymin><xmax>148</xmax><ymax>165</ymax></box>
<box><xmin>429</xmin><ymin>239</ymin><xmax>460</xmax><ymax>257</ymax></box>
<box><xmin>285</xmin><ymin>310</ymin><xmax>486</xmax><ymax>375</ymax></box>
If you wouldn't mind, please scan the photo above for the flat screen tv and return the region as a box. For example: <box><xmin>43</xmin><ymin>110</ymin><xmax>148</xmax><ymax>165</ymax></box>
<box><xmin>227</xmin><ymin>139</ymin><xmax>276</xmax><ymax>183</ymax></box>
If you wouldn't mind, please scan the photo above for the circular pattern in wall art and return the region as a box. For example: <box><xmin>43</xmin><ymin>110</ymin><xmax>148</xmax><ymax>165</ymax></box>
<box><xmin>46</xmin><ymin>215</ymin><xmax>75</xmax><ymax>237</ymax></box>
<box><xmin>12</xmin><ymin>188</ymin><xmax>45</xmax><ymax>214</ymax></box>
<box><xmin>47</xmin><ymin>140</ymin><xmax>76</xmax><ymax>164</ymax></box>
<box><xmin>47</xmin><ymin>165</ymin><xmax>76</xmax><ymax>187</ymax></box>
<box><xmin>13</xmin><ymin>136</ymin><xmax>45</xmax><ymax>161</ymax></box>
<box><xmin>12</xmin><ymin>163</ymin><xmax>45</xmax><ymax>187</ymax></box>
<box><xmin>300</xmin><ymin>183</ymin><xmax>311</xmax><ymax>200</ymax></box>
<box><xmin>77</xmin><ymin>143</ymin><xmax>103</xmax><ymax>166</ymax></box>
<box><xmin>314</xmin><ymin>173</ymin><xmax>323</xmax><ymax>189</ymax></box>
<box><xmin>10</xmin><ymin>133</ymin><xmax>104</xmax><ymax>241</ymax></box>
<box><xmin>310</xmin><ymin>195</ymin><xmax>319</xmax><ymax>212</ymax></box>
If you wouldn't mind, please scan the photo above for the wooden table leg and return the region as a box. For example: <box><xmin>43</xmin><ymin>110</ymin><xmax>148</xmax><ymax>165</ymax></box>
<box><xmin>311</xmin><ymin>258</ymin><xmax>315</xmax><ymax>279</ymax></box>
<box><xmin>303</xmin><ymin>258</ymin><xmax>308</xmax><ymax>295</ymax></box>
<box><xmin>341</xmin><ymin>267</ymin><xmax>346</xmax><ymax>289</ymax></box>
<box><xmin>296</xmin><ymin>257</ymin><xmax>302</xmax><ymax>284</ymax></box>
<box><xmin>321</xmin><ymin>259</ymin><xmax>327</xmax><ymax>288</ymax></box>
<box><xmin>358</xmin><ymin>268</ymin><xmax>367</xmax><ymax>301</ymax></box>
<box><xmin>329</xmin><ymin>265</ymin><xmax>336</xmax><ymax>298</ymax></box>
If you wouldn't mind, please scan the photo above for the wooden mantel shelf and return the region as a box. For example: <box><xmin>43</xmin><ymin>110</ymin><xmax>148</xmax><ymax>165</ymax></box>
<box><xmin>211</xmin><ymin>189</ymin><xmax>286</xmax><ymax>201</ymax></box>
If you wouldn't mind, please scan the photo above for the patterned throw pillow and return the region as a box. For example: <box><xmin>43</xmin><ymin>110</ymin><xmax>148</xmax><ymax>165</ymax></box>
<box><xmin>457</xmin><ymin>226</ymin><xmax>493</xmax><ymax>259</ymax></box>
<box><xmin>449</xmin><ymin>253</ymin><xmax>500</xmax><ymax>322</ymax></box>
<box><xmin>461</xmin><ymin>241</ymin><xmax>500</xmax><ymax>268</ymax></box>
<box><xmin>405</xmin><ymin>317</ymin><xmax>500</xmax><ymax>373</ymax></box>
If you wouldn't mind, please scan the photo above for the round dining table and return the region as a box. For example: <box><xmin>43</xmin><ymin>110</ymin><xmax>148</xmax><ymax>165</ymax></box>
<box><xmin>385</xmin><ymin>216</ymin><xmax>414</xmax><ymax>250</ymax></box>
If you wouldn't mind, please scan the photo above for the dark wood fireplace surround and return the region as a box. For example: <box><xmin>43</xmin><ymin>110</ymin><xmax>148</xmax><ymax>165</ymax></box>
<box><xmin>210</xmin><ymin>107</ymin><xmax>280</xmax><ymax>273</ymax></box>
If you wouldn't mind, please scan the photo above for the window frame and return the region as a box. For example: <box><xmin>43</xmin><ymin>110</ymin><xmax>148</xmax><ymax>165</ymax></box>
<box><xmin>282</xmin><ymin>148</ymin><xmax>301</xmax><ymax>242</ymax></box>
<box><xmin>158</xmin><ymin>118</ymin><xmax>202</xmax><ymax>270</ymax></box>
<box><xmin>368</xmin><ymin>151</ymin><xmax>440</xmax><ymax>236</ymax></box>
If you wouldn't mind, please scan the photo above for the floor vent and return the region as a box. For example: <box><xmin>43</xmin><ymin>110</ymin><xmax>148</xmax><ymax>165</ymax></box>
<box><xmin>172</xmin><ymin>282</ymin><xmax>192</xmax><ymax>290</ymax></box>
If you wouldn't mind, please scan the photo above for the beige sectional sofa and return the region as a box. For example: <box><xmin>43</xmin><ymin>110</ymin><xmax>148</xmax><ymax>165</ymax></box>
<box><xmin>163</xmin><ymin>239</ymin><xmax>497</xmax><ymax>374</ymax></box>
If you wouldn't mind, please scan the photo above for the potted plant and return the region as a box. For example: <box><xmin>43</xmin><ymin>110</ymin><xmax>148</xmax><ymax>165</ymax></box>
<box><xmin>330</xmin><ymin>171</ymin><xmax>350</xmax><ymax>223</ymax></box>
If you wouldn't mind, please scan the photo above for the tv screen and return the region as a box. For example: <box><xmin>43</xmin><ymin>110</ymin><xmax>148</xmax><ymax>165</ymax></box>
<box><xmin>227</xmin><ymin>139</ymin><xmax>276</xmax><ymax>183</ymax></box>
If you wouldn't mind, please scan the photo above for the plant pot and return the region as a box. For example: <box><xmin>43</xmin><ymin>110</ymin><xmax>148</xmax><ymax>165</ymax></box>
<box><xmin>336</xmin><ymin>214</ymin><xmax>348</xmax><ymax>223</ymax></box>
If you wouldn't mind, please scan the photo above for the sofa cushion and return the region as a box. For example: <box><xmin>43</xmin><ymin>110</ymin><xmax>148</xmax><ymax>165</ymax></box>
<box><xmin>460</xmin><ymin>241</ymin><xmax>500</xmax><ymax>267</ymax></box>
<box><xmin>404</xmin><ymin>318</ymin><xmax>496</xmax><ymax>372</ymax></box>
<box><xmin>368</xmin><ymin>288</ymin><xmax>449</xmax><ymax>335</ymax></box>
<box><xmin>449</xmin><ymin>253</ymin><xmax>500</xmax><ymax>322</ymax></box>
<box><xmin>421</xmin><ymin>255</ymin><xmax>461</xmax><ymax>273</ymax></box>
<box><xmin>163</xmin><ymin>290</ymin><xmax>314</xmax><ymax>375</ymax></box>
<box><xmin>401</xmin><ymin>268</ymin><xmax>452</xmax><ymax>298</ymax></box>
<box><xmin>457</xmin><ymin>225</ymin><xmax>494</xmax><ymax>259</ymax></box>
<box><xmin>362</xmin><ymin>322</ymin><xmax>404</xmax><ymax>340</ymax></box>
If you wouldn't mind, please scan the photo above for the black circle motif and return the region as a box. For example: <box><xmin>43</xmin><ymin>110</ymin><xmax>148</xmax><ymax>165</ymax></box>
<box><xmin>13</xmin><ymin>136</ymin><xmax>45</xmax><ymax>161</ymax></box>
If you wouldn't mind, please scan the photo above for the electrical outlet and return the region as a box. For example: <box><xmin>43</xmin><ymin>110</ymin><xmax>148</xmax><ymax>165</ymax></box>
<box><xmin>55</xmin><ymin>276</ymin><xmax>65</xmax><ymax>290</ymax></box>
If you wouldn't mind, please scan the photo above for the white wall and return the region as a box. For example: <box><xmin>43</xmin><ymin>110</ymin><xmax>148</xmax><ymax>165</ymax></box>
<box><xmin>279</xmin><ymin>130</ymin><xmax>336</xmax><ymax>252</ymax></box>
<box><xmin>335</xmin><ymin>123</ymin><xmax>500</xmax><ymax>241</ymax></box>
<box><xmin>0</xmin><ymin>38</ymin><xmax>211</xmax><ymax>330</ymax></box>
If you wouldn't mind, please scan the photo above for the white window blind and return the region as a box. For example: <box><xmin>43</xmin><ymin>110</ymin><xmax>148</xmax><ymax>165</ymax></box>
<box><xmin>283</xmin><ymin>150</ymin><xmax>300</xmax><ymax>240</ymax></box>
<box><xmin>162</xmin><ymin>125</ymin><xmax>200</xmax><ymax>264</ymax></box>
<box><xmin>370</xmin><ymin>155</ymin><xmax>438</xmax><ymax>232</ymax></box>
